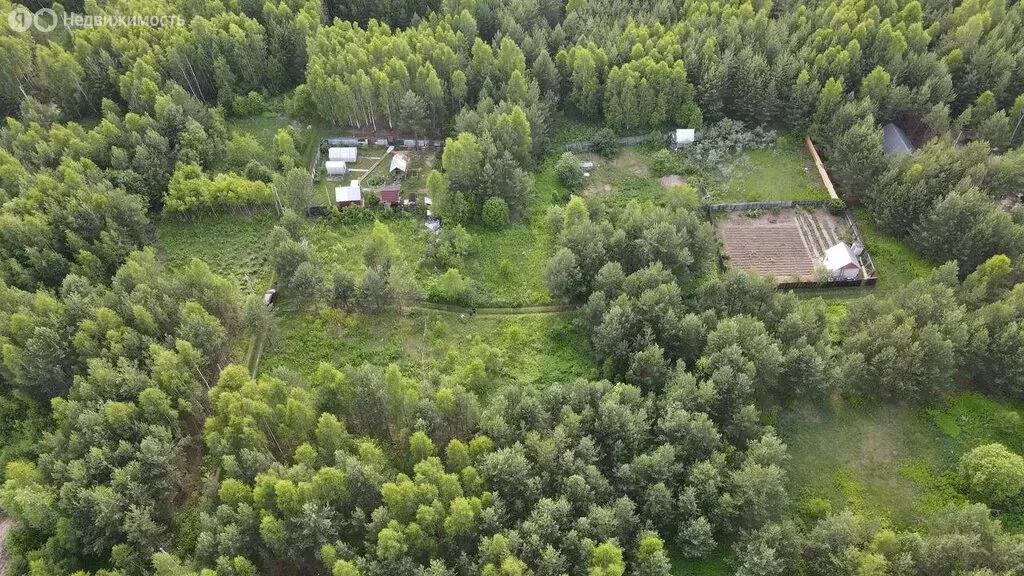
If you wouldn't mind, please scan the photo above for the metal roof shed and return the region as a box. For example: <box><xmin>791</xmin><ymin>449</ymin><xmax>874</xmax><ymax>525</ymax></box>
<box><xmin>335</xmin><ymin>181</ymin><xmax>362</xmax><ymax>206</ymax></box>
<box><xmin>390</xmin><ymin>153</ymin><xmax>408</xmax><ymax>174</ymax></box>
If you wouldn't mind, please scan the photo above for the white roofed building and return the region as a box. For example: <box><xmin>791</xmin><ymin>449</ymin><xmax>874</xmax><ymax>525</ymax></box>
<box><xmin>328</xmin><ymin>147</ymin><xmax>358</xmax><ymax>162</ymax></box>
<box><xmin>673</xmin><ymin>128</ymin><xmax>695</xmax><ymax>149</ymax></box>
<box><xmin>390</xmin><ymin>153</ymin><xmax>408</xmax><ymax>174</ymax></box>
<box><xmin>822</xmin><ymin>242</ymin><xmax>861</xmax><ymax>280</ymax></box>
<box><xmin>335</xmin><ymin>181</ymin><xmax>362</xmax><ymax>207</ymax></box>
<box><xmin>325</xmin><ymin>161</ymin><xmax>348</xmax><ymax>176</ymax></box>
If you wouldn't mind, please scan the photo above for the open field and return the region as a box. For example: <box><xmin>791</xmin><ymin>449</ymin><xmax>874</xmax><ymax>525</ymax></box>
<box><xmin>713</xmin><ymin>135</ymin><xmax>830</xmax><ymax>203</ymax></box>
<box><xmin>717</xmin><ymin>208</ymin><xmax>855</xmax><ymax>281</ymax></box>
<box><xmin>576</xmin><ymin>148</ymin><xmax>666</xmax><ymax>207</ymax></box>
<box><xmin>850</xmin><ymin>208</ymin><xmax>933</xmax><ymax>290</ymax></box>
<box><xmin>259</xmin><ymin>308</ymin><xmax>597</xmax><ymax>394</ymax></box>
<box><xmin>777</xmin><ymin>393</ymin><xmax>1024</xmax><ymax>531</ymax></box>
<box><xmin>226</xmin><ymin>112</ymin><xmax>330</xmax><ymax>170</ymax></box>
<box><xmin>155</xmin><ymin>212</ymin><xmax>278</xmax><ymax>291</ymax></box>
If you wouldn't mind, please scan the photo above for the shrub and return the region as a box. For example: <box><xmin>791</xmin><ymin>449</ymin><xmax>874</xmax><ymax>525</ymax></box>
<box><xmin>243</xmin><ymin>160</ymin><xmax>274</xmax><ymax>182</ymax></box>
<box><xmin>231</xmin><ymin>91</ymin><xmax>266</xmax><ymax>117</ymax></box>
<box><xmin>591</xmin><ymin>128</ymin><xmax>619</xmax><ymax>157</ymax></box>
<box><xmin>226</xmin><ymin>134</ymin><xmax>263</xmax><ymax>171</ymax></box>
<box><xmin>556</xmin><ymin>152</ymin><xmax>585</xmax><ymax>190</ymax></box>
<box><xmin>432</xmin><ymin>268</ymin><xmax>472</xmax><ymax>305</ymax></box>
<box><xmin>363</xmin><ymin>171</ymin><xmax>387</xmax><ymax>187</ymax></box>
<box><xmin>799</xmin><ymin>496</ymin><xmax>832</xmax><ymax>520</ymax></box>
<box><xmin>279</xmin><ymin>209</ymin><xmax>305</xmax><ymax>239</ymax></box>
<box><xmin>330</xmin><ymin>270</ymin><xmax>357</xmax><ymax>310</ymax></box>
<box><xmin>826</xmin><ymin>198</ymin><xmax>847</xmax><ymax>216</ymax></box>
<box><xmin>685</xmin><ymin>119</ymin><xmax>776</xmax><ymax>171</ymax></box>
<box><xmin>288</xmin><ymin>261</ymin><xmax>324</xmax><ymax>304</ymax></box>
<box><xmin>482</xmin><ymin>197</ymin><xmax>510</xmax><ymax>229</ymax></box>
<box><xmin>649</xmin><ymin>149</ymin><xmax>679</xmax><ymax>177</ymax></box>
<box><xmin>960</xmin><ymin>443</ymin><xmax>1024</xmax><ymax>504</ymax></box>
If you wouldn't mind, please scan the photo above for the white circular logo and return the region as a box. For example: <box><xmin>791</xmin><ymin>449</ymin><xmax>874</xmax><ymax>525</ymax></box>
<box><xmin>33</xmin><ymin>7</ymin><xmax>57</xmax><ymax>32</ymax></box>
<box><xmin>7</xmin><ymin>5</ymin><xmax>33</xmax><ymax>31</ymax></box>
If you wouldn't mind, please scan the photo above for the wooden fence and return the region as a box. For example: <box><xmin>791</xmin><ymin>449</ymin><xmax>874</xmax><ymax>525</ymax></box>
<box><xmin>564</xmin><ymin>134</ymin><xmax>661</xmax><ymax>152</ymax></box>
<box><xmin>804</xmin><ymin>136</ymin><xmax>839</xmax><ymax>200</ymax></box>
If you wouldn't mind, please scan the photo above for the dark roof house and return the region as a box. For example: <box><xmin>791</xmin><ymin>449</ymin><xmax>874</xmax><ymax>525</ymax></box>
<box><xmin>379</xmin><ymin>184</ymin><xmax>400</xmax><ymax>205</ymax></box>
<box><xmin>882</xmin><ymin>123</ymin><xmax>915</xmax><ymax>155</ymax></box>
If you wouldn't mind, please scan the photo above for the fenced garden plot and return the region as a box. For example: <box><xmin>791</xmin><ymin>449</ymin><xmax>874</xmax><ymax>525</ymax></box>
<box><xmin>714</xmin><ymin>204</ymin><xmax>878</xmax><ymax>286</ymax></box>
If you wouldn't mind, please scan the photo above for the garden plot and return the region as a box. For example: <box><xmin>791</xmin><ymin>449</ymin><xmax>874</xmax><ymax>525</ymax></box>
<box><xmin>718</xmin><ymin>208</ymin><xmax>852</xmax><ymax>281</ymax></box>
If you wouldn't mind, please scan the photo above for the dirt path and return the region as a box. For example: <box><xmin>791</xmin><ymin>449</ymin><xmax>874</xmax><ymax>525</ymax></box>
<box><xmin>407</xmin><ymin>300</ymin><xmax>578</xmax><ymax>316</ymax></box>
<box><xmin>0</xmin><ymin>517</ymin><xmax>18</xmax><ymax>576</ymax></box>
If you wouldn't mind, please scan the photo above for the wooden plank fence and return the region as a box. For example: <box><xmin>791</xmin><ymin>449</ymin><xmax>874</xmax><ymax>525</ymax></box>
<box><xmin>804</xmin><ymin>136</ymin><xmax>839</xmax><ymax>200</ymax></box>
<box><xmin>565</xmin><ymin>134</ymin><xmax>661</xmax><ymax>152</ymax></box>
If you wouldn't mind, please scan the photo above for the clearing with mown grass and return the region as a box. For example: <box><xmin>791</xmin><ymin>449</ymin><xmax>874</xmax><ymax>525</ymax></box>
<box><xmin>778</xmin><ymin>393</ymin><xmax>1024</xmax><ymax>530</ymax></box>
<box><xmin>713</xmin><ymin>135</ymin><xmax>830</xmax><ymax>203</ymax></box>
<box><xmin>258</xmin><ymin>308</ymin><xmax>596</xmax><ymax>391</ymax></box>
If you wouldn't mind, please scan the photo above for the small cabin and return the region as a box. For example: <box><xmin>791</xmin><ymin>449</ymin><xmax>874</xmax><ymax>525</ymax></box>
<box><xmin>390</xmin><ymin>153</ymin><xmax>408</xmax><ymax>175</ymax></box>
<box><xmin>335</xmin><ymin>181</ymin><xmax>362</xmax><ymax>207</ymax></box>
<box><xmin>672</xmin><ymin>128</ymin><xmax>696</xmax><ymax>149</ymax></box>
<box><xmin>379</xmin><ymin>183</ymin><xmax>401</xmax><ymax>205</ymax></box>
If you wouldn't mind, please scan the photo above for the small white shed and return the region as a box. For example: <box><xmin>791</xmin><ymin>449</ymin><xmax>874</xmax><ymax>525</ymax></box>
<box><xmin>325</xmin><ymin>161</ymin><xmax>348</xmax><ymax>176</ymax></box>
<box><xmin>335</xmin><ymin>181</ymin><xmax>362</xmax><ymax>207</ymax></box>
<box><xmin>822</xmin><ymin>243</ymin><xmax>861</xmax><ymax>280</ymax></box>
<box><xmin>673</xmin><ymin>128</ymin><xmax>696</xmax><ymax>149</ymax></box>
<box><xmin>328</xmin><ymin>147</ymin><xmax>358</xmax><ymax>162</ymax></box>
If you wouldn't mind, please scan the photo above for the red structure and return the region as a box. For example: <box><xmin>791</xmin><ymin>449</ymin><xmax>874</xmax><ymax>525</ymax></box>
<box><xmin>379</xmin><ymin>184</ymin><xmax>401</xmax><ymax>205</ymax></box>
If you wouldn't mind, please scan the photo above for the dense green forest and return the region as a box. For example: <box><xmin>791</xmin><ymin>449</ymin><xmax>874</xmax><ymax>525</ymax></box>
<box><xmin>0</xmin><ymin>0</ymin><xmax>1023</xmax><ymax>575</ymax></box>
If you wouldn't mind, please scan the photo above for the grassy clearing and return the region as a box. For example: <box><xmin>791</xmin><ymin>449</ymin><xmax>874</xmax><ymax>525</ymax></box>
<box><xmin>713</xmin><ymin>135</ymin><xmax>829</xmax><ymax>203</ymax></box>
<box><xmin>305</xmin><ymin>215</ymin><xmax>551</xmax><ymax>306</ymax></box>
<box><xmin>580</xmin><ymin>148</ymin><xmax>661</xmax><ymax>204</ymax></box>
<box><xmin>155</xmin><ymin>212</ymin><xmax>278</xmax><ymax>291</ymax></box>
<box><xmin>777</xmin><ymin>392</ymin><xmax>1024</xmax><ymax>531</ymax></box>
<box><xmin>461</xmin><ymin>216</ymin><xmax>554</xmax><ymax>306</ymax></box>
<box><xmin>308</xmin><ymin>217</ymin><xmax>426</xmax><ymax>276</ymax></box>
<box><xmin>259</xmin><ymin>308</ymin><xmax>597</xmax><ymax>392</ymax></box>
<box><xmin>670</xmin><ymin>546</ymin><xmax>730</xmax><ymax>576</ymax></box>
<box><xmin>850</xmin><ymin>207</ymin><xmax>933</xmax><ymax>291</ymax></box>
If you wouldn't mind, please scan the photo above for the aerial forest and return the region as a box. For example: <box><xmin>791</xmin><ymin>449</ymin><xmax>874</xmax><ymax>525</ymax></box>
<box><xmin>0</xmin><ymin>0</ymin><xmax>1023</xmax><ymax>575</ymax></box>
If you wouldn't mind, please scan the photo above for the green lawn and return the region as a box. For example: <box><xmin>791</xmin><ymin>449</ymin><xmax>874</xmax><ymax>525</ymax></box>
<box><xmin>226</xmin><ymin>110</ymin><xmax>332</xmax><ymax>170</ymax></box>
<box><xmin>850</xmin><ymin>207</ymin><xmax>933</xmax><ymax>291</ymax></box>
<box><xmin>714</xmin><ymin>135</ymin><xmax>830</xmax><ymax>203</ymax></box>
<box><xmin>670</xmin><ymin>545</ymin><xmax>730</xmax><ymax>576</ymax></box>
<box><xmin>777</xmin><ymin>392</ymin><xmax>1024</xmax><ymax>531</ymax></box>
<box><xmin>155</xmin><ymin>212</ymin><xmax>279</xmax><ymax>291</ymax></box>
<box><xmin>460</xmin><ymin>216</ymin><xmax>554</xmax><ymax>306</ymax></box>
<box><xmin>577</xmin><ymin>148</ymin><xmax>666</xmax><ymax>207</ymax></box>
<box><xmin>259</xmin><ymin>308</ymin><xmax>597</xmax><ymax>394</ymax></box>
<box><xmin>306</xmin><ymin>215</ymin><xmax>552</xmax><ymax>307</ymax></box>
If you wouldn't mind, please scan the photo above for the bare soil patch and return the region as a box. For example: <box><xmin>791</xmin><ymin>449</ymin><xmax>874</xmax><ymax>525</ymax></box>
<box><xmin>660</xmin><ymin>175</ymin><xmax>685</xmax><ymax>187</ymax></box>
<box><xmin>0</xmin><ymin>517</ymin><xmax>17</xmax><ymax>576</ymax></box>
<box><xmin>717</xmin><ymin>208</ymin><xmax>856</xmax><ymax>281</ymax></box>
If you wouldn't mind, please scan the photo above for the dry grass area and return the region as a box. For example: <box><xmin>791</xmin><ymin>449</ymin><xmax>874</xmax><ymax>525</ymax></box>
<box><xmin>660</xmin><ymin>174</ymin><xmax>686</xmax><ymax>187</ymax></box>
